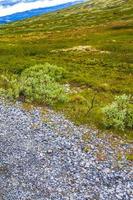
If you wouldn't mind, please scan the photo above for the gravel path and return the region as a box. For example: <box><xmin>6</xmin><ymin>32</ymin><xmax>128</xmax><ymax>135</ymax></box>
<box><xmin>0</xmin><ymin>100</ymin><xmax>133</xmax><ymax>200</ymax></box>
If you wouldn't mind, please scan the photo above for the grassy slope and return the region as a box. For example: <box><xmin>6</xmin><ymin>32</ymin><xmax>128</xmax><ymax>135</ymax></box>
<box><xmin>0</xmin><ymin>0</ymin><xmax>133</xmax><ymax>138</ymax></box>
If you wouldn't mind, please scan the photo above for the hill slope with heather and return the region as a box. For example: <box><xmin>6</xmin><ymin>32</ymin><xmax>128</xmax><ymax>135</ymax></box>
<box><xmin>0</xmin><ymin>0</ymin><xmax>133</xmax><ymax>138</ymax></box>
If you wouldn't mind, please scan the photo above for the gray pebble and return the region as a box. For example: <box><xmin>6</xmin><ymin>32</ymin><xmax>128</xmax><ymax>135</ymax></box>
<box><xmin>0</xmin><ymin>100</ymin><xmax>132</xmax><ymax>200</ymax></box>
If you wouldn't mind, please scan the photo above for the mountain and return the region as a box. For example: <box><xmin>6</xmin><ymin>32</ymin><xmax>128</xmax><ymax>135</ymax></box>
<box><xmin>0</xmin><ymin>0</ymin><xmax>133</xmax><ymax>137</ymax></box>
<box><xmin>0</xmin><ymin>1</ymin><xmax>83</xmax><ymax>24</ymax></box>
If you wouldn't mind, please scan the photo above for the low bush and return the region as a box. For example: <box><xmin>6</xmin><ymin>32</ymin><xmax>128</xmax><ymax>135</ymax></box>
<box><xmin>0</xmin><ymin>63</ymin><xmax>68</xmax><ymax>105</ymax></box>
<box><xmin>21</xmin><ymin>63</ymin><xmax>66</xmax><ymax>82</ymax></box>
<box><xmin>102</xmin><ymin>94</ymin><xmax>133</xmax><ymax>130</ymax></box>
<box><xmin>0</xmin><ymin>74</ymin><xmax>20</xmax><ymax>99</ymax></box>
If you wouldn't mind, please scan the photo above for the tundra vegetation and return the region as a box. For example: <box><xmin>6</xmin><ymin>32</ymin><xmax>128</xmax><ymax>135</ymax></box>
<box><xmin>0</xmin><ymin>0</ymin><xmax>133</xmax><ymax>139</ymax></box>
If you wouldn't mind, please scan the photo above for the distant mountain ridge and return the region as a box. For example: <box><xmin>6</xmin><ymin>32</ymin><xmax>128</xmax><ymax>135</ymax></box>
<box><xmin>0</xmin><ymin>1</ymin><xmax>83</xmax><ymax>24</ymax></box>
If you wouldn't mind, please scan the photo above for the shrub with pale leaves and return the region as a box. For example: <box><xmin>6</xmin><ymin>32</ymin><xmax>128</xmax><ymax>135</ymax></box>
<box><xmin>102</xmin><ymin>94</ymin><xmax>133</xmax><ymax>130</ymax></box>
<box><xmin>0</xmin><ymin>63</ymin><xmax>68</xmax><ymax>105</ymax></box>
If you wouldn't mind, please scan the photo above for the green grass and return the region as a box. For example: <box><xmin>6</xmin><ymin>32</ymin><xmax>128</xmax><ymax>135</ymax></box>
<box><xmin>0</xmin><ymin>0</ymin><xmax>133</xmax><ymax>139</ymax></box>
<box><xmin>126</xmin><ymin>153</ymin><xmax>133</xmax><ymax>161</ymax></box>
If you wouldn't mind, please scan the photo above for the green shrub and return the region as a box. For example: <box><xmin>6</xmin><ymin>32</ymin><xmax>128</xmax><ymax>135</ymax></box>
<box><xmin>21</xmin><ymin>63</ymin><xmax>66</xmax><ymax>82</ymax></box>
<box><xmin>0</xmin><ymin>74</ymin><xmax>20</xmax><ymax>99</ymax></box>
<box><xmin>102</xmin><ymin>94</ymin><xmax>133</xmax><ymax>130</ymax></box>
<box><xmin>0</xmin><ymin>63</ymin><xmax>68</xmax><ymax>105</ymax></box>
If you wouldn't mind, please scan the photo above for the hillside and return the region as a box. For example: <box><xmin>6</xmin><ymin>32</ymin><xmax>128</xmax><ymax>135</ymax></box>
<box><xmin>0</xmin><ymin>1</ymin><xmax>80</xmax><ymax>24</ymax></box>
<box><xmin>0</xmin><ymin>0</ymin><xmax>133</xmax><ymax>138</ymax></box>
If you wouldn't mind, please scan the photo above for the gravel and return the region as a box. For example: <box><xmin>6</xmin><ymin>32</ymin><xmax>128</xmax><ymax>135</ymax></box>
<box><xmin>0</xmin><ymin>100</ymin><xmax>133</xmax><ymax>200</ymax></box>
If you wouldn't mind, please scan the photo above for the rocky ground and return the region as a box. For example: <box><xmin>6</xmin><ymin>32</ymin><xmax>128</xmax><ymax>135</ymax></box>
<box><xmin>0</xmin><ymin>100</ymin><xmax>133</xmax><ymax>200</ymax></box>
